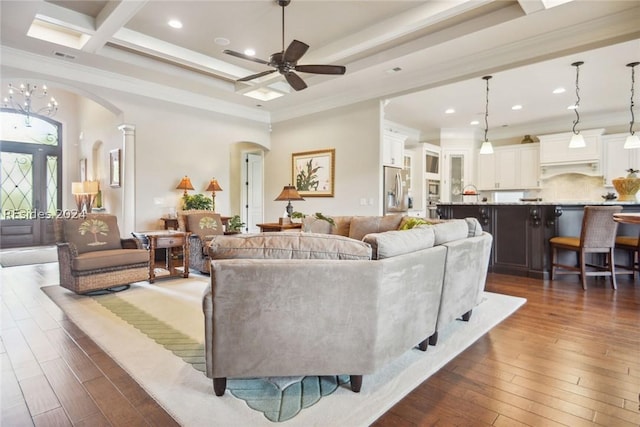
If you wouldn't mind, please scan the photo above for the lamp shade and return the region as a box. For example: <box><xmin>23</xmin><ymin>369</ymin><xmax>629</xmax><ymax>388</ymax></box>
<box><xmin>568</xmin><ymin>133</ymin><xmax>586</xmax><ymax>148</ymax></box>
<box><xmin>479</xmin><ymin>141</ymin><xmax>494</xmax><ymax>154</ymax></box>
<box><xmin>624</xmin><ymin>134</ymin><xmax>640</xmax><ymax>149</ymax></box>
<box><xmin>71</xmin><ymin>181</ymin><xmax>99</xmax><ymax>195</ymax></box>
<box><xmin>274</xmin><ymin>185</ymin><xmax>304</xmax><ymax>201</ymax></box>
<box><xmin>206</xmin><ymin>178</ymin><xmax>223</xmax><ymax>192</ymax></box>
<box><xmin>176</xmin><ymin>176</ymin><xmax>194</xmax><ymax>195</ymax></box>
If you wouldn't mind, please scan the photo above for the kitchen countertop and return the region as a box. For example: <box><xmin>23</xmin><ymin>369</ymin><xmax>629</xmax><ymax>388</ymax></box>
<box><xmin>437</xmin><ymin>201</ymin><xmax>640</xmax><ymax>206</ymax></box>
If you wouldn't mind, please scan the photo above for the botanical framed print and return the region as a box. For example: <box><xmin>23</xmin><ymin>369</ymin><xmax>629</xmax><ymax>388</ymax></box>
<box><xmin>292</xmin><ymin>148</ymin><xmax>335</xmax><ymax>197</ymax></box>
<box><xmin>109</xmin><ymin>149</ymin><xmax>121</xmax><ymax>188</ymax></box>
<box><xmin>79</xmin><ymin>158</ymin><xmax>87</xmax><ymax>181</ymax></box>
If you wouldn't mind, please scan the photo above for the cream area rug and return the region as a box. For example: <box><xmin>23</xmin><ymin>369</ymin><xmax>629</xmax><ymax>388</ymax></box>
<box><xmin>42</xmin><ymin>276</ymin><xmax>526</xmax><ymax>426</ymax></box>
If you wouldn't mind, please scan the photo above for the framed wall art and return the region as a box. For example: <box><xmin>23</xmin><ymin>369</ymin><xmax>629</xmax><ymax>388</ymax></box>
<box><xmin>109</xmin><ymin>149</ymin><xmax>121</xmax><ymax>188</ymax></box>
<box><xmin>79</xmin><ymin>158</ymin><xmax>87</xmax><ymax>181</ymax></box>
<box><xmin>292</xmin><ymin>148</ymin><xmax>335</xmax><ymax>197</ymax></box>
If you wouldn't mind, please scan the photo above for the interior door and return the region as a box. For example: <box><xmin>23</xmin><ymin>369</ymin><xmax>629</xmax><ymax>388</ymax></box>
<box><xmin>243</xmin><ymin>152</ymin><xmax>263</xmax><ymax>233</ymax></box>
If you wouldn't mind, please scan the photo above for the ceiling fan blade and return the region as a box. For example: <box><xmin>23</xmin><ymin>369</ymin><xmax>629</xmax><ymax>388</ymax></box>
<box><xmin>237</xmin><ymin>69</ymin><xmax>277</xmax><ymax>82</ymax></box>
<box><xmin>284</xmin><ymin>72</ymin><xmax>307</xmax><ymax>91</ymax></box>
<box><xmin>223</xmin><ymin>49</ymin><xmax>270</xmax><ymax>65</ymax></box>
<box><xmin>295</xmin><ymin>64</ymin><xmax>346</xmax><ymax>75</ymax></box>
<box><xmin>283</xmin><ymin>40</ymin><xmax>309</xmax><ymax>63</ymax></box>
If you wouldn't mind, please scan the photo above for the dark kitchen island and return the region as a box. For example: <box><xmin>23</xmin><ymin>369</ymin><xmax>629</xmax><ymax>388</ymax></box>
<box><xmin>437</xmin><ymin>202</ymin><xmax>640</xmax><ymax>279</ymax></box>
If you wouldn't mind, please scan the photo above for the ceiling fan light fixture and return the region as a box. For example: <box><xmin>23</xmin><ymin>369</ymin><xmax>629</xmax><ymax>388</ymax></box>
<box><xmin>568</xmin><ymin>61</ymin><xmax>584</xmax><ymax>148</ymax></box>
<box><xmin>624</xmin><ymin>62</ymin><xmax>640</xmax><ymax>149</ymax></box>
<box><xmin>479</xmin><ymin>75</ymin><xmax>494</xmax><ymax>155</ymax></box>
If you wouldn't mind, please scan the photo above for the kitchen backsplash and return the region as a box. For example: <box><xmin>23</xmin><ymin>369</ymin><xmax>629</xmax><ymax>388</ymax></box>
<box><xmin>524</xmin><ymin>173</ymin><xmax>629</xmax><ymax>202</ymax></box>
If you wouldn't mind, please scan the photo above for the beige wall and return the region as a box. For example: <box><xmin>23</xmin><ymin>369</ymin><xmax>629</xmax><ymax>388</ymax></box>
<box><xmin>266</xmin><ymin>100</ymin><xmax>382</xmax><ymax>221</ymax></box>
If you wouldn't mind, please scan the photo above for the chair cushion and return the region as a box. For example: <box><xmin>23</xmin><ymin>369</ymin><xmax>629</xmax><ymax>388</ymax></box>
<box><xmin>186</xmin><ymin>213</ymin><xmax>223</xmax><ymax>239</ymax></box>
<box><xmin>71</xmin><ymin>248</ymin><xmax>149</xmax><ymax>271</ymax></box>
<box><xmin>209</xmin><ymin>232</ymin><xmax>371</xmax><ymax>260</ymax></box>
<box><xmin>363</xmin><ymin>226</ymin><xmax>435</xmax><ymax>260</ymax></box>
<box><xmin>62</xmin><ymin>214</ymin><xmax>122</xmax><ymax>254</ymax></box>
<box><xmin>615</xmin><ymin>236</ymin><xmax>638</xmax><ymax>249</ymax></box>
<box><xmin>550</xmin><ymin>236</ymin><xmax>580</xmax><ymax>248</ymax></box>
<box><xmin>348</xmin><ymin>215</ymin><xmax>404</xmax><ymax>241</ymax></box>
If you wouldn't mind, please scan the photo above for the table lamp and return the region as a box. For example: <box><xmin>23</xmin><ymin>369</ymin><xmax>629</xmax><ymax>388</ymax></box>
<box><xmin>274</xmin><ymin>184</ymin><xmax>304</xmax><ymax>217</ymax></box>
<box><xmin>205</xmin><ymin>178</ymin><xmax>223</xmax><ymax>212</ymax></box>
<box><xmin>176</xmin><ymin>175</ymin><xmax>194</xmax><ymax>196</ymax></box>
<box><xmin>71</xmin><ymin>181</ymin><xmax>99</xmax><ymax>213</ymax></box>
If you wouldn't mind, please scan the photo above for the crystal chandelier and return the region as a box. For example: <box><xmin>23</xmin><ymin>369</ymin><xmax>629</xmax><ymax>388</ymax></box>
<box><xmin>3</xmin><ymin>83</ymin><xmax>59</xmax><ymax>126</ymax></box>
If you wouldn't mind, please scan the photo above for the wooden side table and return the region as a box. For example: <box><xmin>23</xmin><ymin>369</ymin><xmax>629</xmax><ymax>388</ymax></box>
<box><xmin>140</xmin><ymin>230</ymin><xmax>190</xmax><ymax>283</ymax></box>
<box><xmin>257</xmin><ymin>222</ymin><xmax>302</xmax><ymax>232</ymax></box>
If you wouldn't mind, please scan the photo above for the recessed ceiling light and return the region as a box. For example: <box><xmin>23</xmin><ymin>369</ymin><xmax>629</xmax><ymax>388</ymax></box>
<box><xmin>168</xmin><ymin>19</ymin><xmax>183</xmax><ymax>29</ymax></box>
<box><xmin>567</xmin><ymin>104</ymin><xmax>578</xmax><ymax>110</ymax></box>
<box><xmin>553</xmin><ymin>87</ymin><xmax>566</xmax><ymax>94</ymax></box>
<box><xmin>512</xmin><ymin>104</ymin><xmax>523</xmax><ymax>110</ymax></box>
<box><xmin>470</xmin><ymin>120</ymin><xmax>479</xmax><ymax>125</ymax></box>
<box><xmin>214</xmin><ymin>37</ymin><xmax>230</xmax><ymax>46</ymax></box>
<box><xmin>445</xmin><ymin>108</ymin><xmax>455</xmax><ymax>114</ymax></box>
<box><xmin>244</xmin><ymin>48</ymin><xmax>256</xmax><ymax>56</ymax></box>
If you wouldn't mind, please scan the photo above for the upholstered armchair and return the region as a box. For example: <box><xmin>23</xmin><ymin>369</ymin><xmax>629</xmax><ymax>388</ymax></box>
<box><xmin>55</xmin><ymin>214</ymin><xmax>149</xmax><ymax>294</ymax></box>
<box><xmin>177</xmin><ymin>210</ymin><xmax>224</xmax><ymax>274</ymax></box>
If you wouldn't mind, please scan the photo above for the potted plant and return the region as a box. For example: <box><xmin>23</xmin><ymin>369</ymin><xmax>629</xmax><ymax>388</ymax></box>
<box><xmin>227</xmin><ymin>215</ymin><xmax>245</xmax><ymax>233</ymax></box>
<box><xmin>182</xmin><ymin>193</ymin><xmax>212</xmax><ymax>210</ymax></box>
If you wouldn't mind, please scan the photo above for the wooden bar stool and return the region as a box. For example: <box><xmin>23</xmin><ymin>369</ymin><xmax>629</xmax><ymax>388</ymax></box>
<box><xmin>549</xmin><ymin>205</ymin><xmax>623</xmax><ymax>290</ymax></box>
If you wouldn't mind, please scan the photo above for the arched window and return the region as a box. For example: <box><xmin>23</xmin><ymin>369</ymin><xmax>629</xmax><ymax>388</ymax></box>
<box><xmin>1</xmin><ymin>110</ymin><xmax>62</xmax><ymax>247</ymax></box>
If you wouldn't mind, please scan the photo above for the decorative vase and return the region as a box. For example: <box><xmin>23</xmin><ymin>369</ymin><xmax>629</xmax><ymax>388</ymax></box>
<box><xmin>612</xmin><ymin>177</ymin><xmax>640</xmax><ymax>201</ymax></box>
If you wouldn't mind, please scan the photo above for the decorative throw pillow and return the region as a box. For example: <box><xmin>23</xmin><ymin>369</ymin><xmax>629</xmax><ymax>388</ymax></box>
<box><xmin>186</xmin><ymin>213</ymin><xmax>223</xmax><ymax>239</ymax></box>
<box><xmin>62</xmin><ymin>214</ymin><xmax>122</xmax><ymax>254</ymax></box>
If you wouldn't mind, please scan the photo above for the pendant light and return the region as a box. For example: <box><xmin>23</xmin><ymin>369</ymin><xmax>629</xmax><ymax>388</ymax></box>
<box><xmin>568</xmin><ymin>61</ymin><xmax>586</xmax><ymax>148</ymax></box>
<box><xmin>624</xmin><ymin>61</ymin><xmax>640</xmax><ymax>149</ymax></box>
<box><xmin>479</xmin><ymin>75</ymin><xmax>494</xmax><ymax>155</ymax></box>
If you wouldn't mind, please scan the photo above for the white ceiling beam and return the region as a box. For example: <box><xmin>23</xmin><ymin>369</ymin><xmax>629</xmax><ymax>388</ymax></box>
<box><xmin>517</xmin><ymin>0</ymin><xmax>546</xmax><ymax>15</ymax></box>
<box><xmin>82</xmin><ymin>0</ymin><xmax>149</xmax><ymax>53</ymax></box>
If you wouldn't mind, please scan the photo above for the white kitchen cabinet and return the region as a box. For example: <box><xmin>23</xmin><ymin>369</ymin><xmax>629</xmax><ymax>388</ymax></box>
<box><xmin>382</xmin><ymin>131</ymin><xmax>406</xmax><ymax>167</ymax></box>
<box><xmin>603</xmin><ymin>133</ymin><xmax>640</xmax><ymax>186</ymax></box>
<box><xmin>441</xmin><ymin>149</ymin><xmax>472</xmax><ymax>202</ymax></box>
<box><xmin>477</xmin><ymin>143</ymin><xmax>539</xmax><ymax>190</ymax></box>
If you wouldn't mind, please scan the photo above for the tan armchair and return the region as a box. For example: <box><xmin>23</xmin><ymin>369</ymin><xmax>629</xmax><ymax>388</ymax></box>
<box><xmin>177</xmin><ymin>210</ymin><xmax>224</xmax><ymax>274</ymax></box>
<box><xmin>55</xmin><ymin>214</ymin><xmax>149</xmax><ymax>294</ymax></box>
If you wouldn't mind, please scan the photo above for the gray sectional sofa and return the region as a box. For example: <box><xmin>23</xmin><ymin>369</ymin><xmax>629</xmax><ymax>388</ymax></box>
<box><xmin>202</xmin><ymin>215</ymin><xmax>492</xmax><ymax>396</ymax></box>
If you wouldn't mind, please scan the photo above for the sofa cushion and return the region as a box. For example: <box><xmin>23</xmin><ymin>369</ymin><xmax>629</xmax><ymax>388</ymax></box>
<box><xmin>209</xmin><ymin>232</ymin><xmax>371</xmax><ymax>260</ymax></box>
<box><xmin>363</xmin><ymin>226</ymin><xmax>436</xmax><ymax>259</ymax></box>
<box><xmin>71</xmin><ymin>248</ymin><xmax>149</xmax><ymax>271</ymax></box>
<box><xmin>185</xmin><ymin>213</ymin><xmax>223</xmax><ymax>239</ymax></box>
<box><xmin>62</xmin><ymin>215</ymin><xmax>122</xmax><ymax>254</ymax></box>
<box><xmin>348</xmin><ymin>215</ymin><xmax>404</xmax><ymax>241</ymax></box>
<box><xmin>465</xmin><ymin>217</ymin><xmax>484</xmax><ymax>237</ymax></box>
<box><xmin>302</xmin><ymin>215</ymin><xmax>352</xmax><ymax>236</ymax></box>
<box><xmin>427</xmin><ymin>219</ymin><xmax>470</xmax><ymax>245</ymax></box>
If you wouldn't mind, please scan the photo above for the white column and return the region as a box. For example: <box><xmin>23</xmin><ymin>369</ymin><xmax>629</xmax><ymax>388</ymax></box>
<box><xmin>118</xmin><ymin>124</ymin><xmax>136</xmax><ymax>235</ymax></box>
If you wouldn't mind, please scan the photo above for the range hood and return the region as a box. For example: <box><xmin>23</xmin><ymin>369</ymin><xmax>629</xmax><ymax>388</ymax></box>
<box><xmin>538</xmin><ymin>129</ymin><xmax>604</xmax><ymax>179</ymax></box>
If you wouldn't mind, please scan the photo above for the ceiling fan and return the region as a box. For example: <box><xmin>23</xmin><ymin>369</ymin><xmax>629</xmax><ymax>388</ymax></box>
<box><xmin>223</xmin><ymin>0</ymin><xmax>346</xmax><ymax>91</ymax></box>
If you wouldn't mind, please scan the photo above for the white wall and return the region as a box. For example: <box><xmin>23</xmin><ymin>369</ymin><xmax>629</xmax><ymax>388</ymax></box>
<box><xmin>266</xmin><ymin>100</ymin><xmax>381</xmax><ymax>221</ymax></box>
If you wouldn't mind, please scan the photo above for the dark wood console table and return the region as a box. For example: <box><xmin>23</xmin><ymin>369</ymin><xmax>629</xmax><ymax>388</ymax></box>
<box><xmin>257</xmin><ymin>222</ymin><xmax>302</xmax><ymax>232</ymax></box>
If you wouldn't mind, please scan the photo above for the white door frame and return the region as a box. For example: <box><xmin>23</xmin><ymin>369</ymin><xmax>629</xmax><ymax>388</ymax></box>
<box><xmin>240</xmin><ymin>150</ymin><xmax>264</xmax><ymax>233</ymax></box>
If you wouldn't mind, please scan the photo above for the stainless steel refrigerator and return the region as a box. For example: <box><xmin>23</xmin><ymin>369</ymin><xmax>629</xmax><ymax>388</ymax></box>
<box><xmin>383</xmin><ymin>166</ymin><xmax>409</xmax><ymax>214</ymax></box>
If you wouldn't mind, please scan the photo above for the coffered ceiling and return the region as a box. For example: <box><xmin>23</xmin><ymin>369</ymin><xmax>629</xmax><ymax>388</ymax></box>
<box><xmin>1</xmin><ymin>0</ymin><xmax>638</xmax><ymax>141</ymax></box>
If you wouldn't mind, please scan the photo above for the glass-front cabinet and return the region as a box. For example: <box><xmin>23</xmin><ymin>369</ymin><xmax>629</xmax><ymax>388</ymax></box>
<box><xmin>441</xmin><ymin>149</ymin><xmax>471</xmax><ymax>203</ymax></box>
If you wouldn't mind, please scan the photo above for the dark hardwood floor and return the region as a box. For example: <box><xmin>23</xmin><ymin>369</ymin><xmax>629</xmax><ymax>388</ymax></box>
<box><xmin>1</xmin><ymin>261</ymin><xmax>638</xmax><ymax>426</ymax></box>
